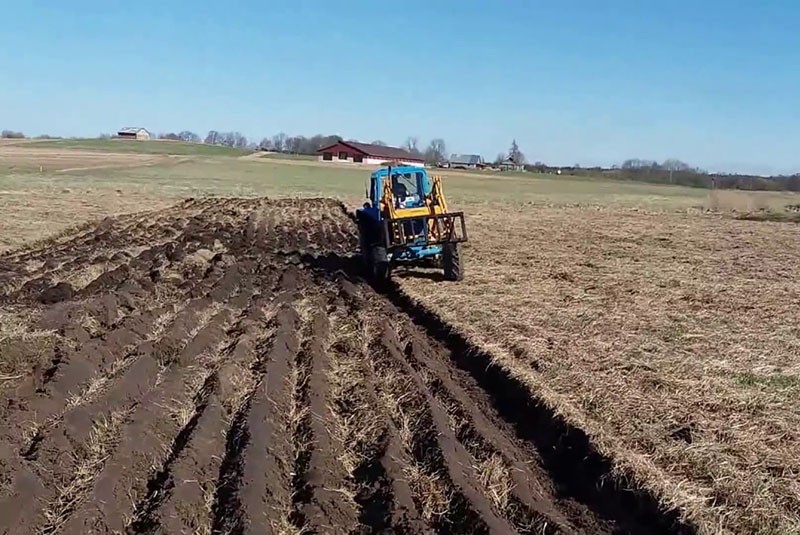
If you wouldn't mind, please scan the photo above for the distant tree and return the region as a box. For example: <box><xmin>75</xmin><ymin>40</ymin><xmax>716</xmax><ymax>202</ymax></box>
<box><xmin>424</xmin><ymin>138</ymin><xmax>447</xmax><ymax>165</ymax></box>
<box><xmin>158</xmin><ymin>132</ymin><xmax>181</xmax><ymax>141</ymax></box>
<box><xmin>494</xmin><ymin>153</ymin><xmax>505</xmax><ymax>165</ymax></box>
<box><xmin>531</xmin><ymin>161</ymin><xmax>547</xmax><ymax>173</ymax></box>
<box><xmin>1</xmin><ymin>130</ymin><xmax>25</xmax><ymax>139</ymax></box>
<box><xmin>508</xmin><ymin>139</ymin><xmax>525</xmax><ymax>164</ymax></box>
<box><xmin>371</xmin><ymin>140</ymin><xmax>387</xmax><ymax>146</ymax></box>
<box><xmin>217</xmin><ymin>132</ymin><xmax>232</xmax><ymax>146</ymax></box>
<box><xmin>272</xmin><ymin>132</ymin><xmax>287</xmax><ymax>152</ymax></box>
<box><xmin>662</xmin><ymin>159</ymin><xmax>692</xmax><ymax>172</ymax></box>
<box><xmin>204</xmin><ymin>130</ymin><xmax>220</xmax><ymax>145</ymax></box>
<box><xmin>210</xmin><ymin>131</ymin><xmax>247</xmax><ymax>148</ymax></box>
<box><xmin>178</xmin><ymin>131</ymin><xmax>200</xmax><ymax>143</ymax></box>
<box><xmin>404</xmin><ymin>136</ymin><xmax>422</xmax><ymax>157</ymax></box>
<box><xmin>307</xmin><ymin>135</ymin><xmax>324</xmax><ymax>153</ymax></box>
<box><xmin>255</xmin><ymin>133</ymin><xmax>341</xmax><ymax>154</ymax></box>
<box><xmin>622</xmin><ymin>158</ymin><xmax>658</xmax><ymax>170</ymax></box>
<box><xmin>321</xmin><ymin>134</ymin><xmax>343</xmax><ymax>147</ymax></box>
<box><xmin>285</xmin><ymin>135</ymin><xmax>305</xmax><ymax>153</ymax></box>
<box><xmin>97</xmin><ymin>133</ymin><xmax>111</xmax><ymax>139</ymax></box>
<box><xmin>233</xmin><ymin>132</ymin><xmax>248</xmax><ymax>148</ymax></box>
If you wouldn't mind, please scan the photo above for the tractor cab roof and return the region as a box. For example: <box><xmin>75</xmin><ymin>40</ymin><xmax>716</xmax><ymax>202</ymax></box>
<box><xmin>370</xmin><ymin>165</ymin><xmax>427</xmax><ymax>179</ymax></box>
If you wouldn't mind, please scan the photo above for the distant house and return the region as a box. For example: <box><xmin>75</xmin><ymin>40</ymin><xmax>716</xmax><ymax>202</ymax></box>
<box><xmin>116</xmin><ymin>127</ymin><xmax>151</xmax><ymax>140</ymax></box>
<box><xmin>317</xmin><ymin>141</ymin><xmax>425</xmax><ymax>167</ymax></box>
<box><xmin>449</xmin><ymin>154</ymin><xmax>485</xmax><ymax>169</ymax></box>
<box><xmin>499</xmin><ymin>158</ymin><xmax>525</xmax><ymax>172</ymax></box>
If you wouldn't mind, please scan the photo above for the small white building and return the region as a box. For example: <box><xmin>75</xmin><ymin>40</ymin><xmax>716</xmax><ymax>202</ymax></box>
<box><xmin>117</xmin><ymin>127</ymin><xmax>151</xmax><ymax>140</ymax></box>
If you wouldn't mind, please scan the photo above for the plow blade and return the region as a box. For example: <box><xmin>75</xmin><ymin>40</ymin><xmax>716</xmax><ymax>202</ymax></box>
<box><xmin>382</xmin><ymin>212</ymin><xmax>468</xmax><ymax>248</ymax></box>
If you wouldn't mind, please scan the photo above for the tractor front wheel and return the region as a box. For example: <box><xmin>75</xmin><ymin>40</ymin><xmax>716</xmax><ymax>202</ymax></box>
<box><xmin>442</xmin><ymin>243</ymin><xmax>463</xmax><ymax>281</ymax></box>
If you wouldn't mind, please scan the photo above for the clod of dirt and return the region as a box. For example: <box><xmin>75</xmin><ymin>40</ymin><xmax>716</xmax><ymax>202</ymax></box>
<box><xmin>38</xmin><ymin>282</ymin><xmax>74</xmax><ymax>304</ymax></box>
<box><xmin>188</xmin><ymin>249</ymin><xmax>216</xmax><ymax>265</ymax></box>
<box><xmin>166</xmin><ymin>244</ymin><xmax>186</xmax><ymax>262</ymax></box>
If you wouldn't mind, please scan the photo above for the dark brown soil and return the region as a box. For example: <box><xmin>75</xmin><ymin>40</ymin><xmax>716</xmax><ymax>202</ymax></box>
<box><xmin>0</xmin><ymin>197</ymin><xmax>693</xmax><ymax>535</ymax></box>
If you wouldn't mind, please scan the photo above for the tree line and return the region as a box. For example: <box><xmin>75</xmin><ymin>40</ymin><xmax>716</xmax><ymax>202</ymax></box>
<box><xmin>2</xmin><ymin>130</ymin><xmax>60</xmax><ymax>140</ymax></box>
<box><xmin>612</xmin><ymin>158</ymin><xmax>800</xmax><ymax>191</ymax></box>
<box><xmin>153</xmin><ymin>131</ymin><xmax>526</xmax><ymax>169</ymax></box>
<box><xmin>399</xmin><ymin>136</ymin><xmax>448</xmax><ymax>165</ymax></box>
<box><xmin>193</xmin><ymin>131</ymin><xmax>452</xmax><ymax>166</ymax></box>
<box><xmin>537</xmin><ymin>158</ymin><xmax>800</xmax><ymax>192</ymax></box>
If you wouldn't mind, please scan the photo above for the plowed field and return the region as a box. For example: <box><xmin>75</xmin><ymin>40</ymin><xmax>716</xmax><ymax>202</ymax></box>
<box><xmin>0</xmin><ymin>198</ymin><xmax>685</xmax><ymax>534</ymax></box>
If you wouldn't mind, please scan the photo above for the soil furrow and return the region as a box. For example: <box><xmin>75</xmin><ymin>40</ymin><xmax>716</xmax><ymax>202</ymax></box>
<box><xmin>133</xmin><ymin>294</ymin><xmax>278</xmax><ymax>534</ymax></box>
<box><xmin>18</xmin><ymin>256</ymin><xmax>238</xmax><ymax>433</ymax></box>
<box><xmin>0</xmin><ymin>304</ymin><xmax>239</xmax><ymax>534</ymax></box>
<box><xmin>5</xmin><ymin>201</ymin><xmax>201</xmax><ymax>267</ymax></box>
<box><xmin>211</xmin><ymin>303</ymin><xmax>300</xmax><ymax>535</ymax></box>
<box><xmin>375</xmin><ymin>324</ymin><xmax>514</xmax><ymax>534</ymax></box>
<box><xmin>400</xmin><ymin>331</ymin><xmax>570</xmax><ymax>533</ymax></box>
<box><xmin>1</xmin><ymin>205</ymin><xmax>207</xmax><ymax>301</ymax></box>
<box><xmin>381</xmin><ymin>424</ymin><xmax>426</xmax><ymax>532</ymax></box>
<box><xmin>8</xmin><ymin>249</ymin><xmax>240</xmax><ymax>442</ymax></box>
<box><xmin>322</xmin><ymin>284</ymin><xmax>408</xmax><ymax>533</ymax></box>
<box><xmin>55</xmin><ymin>322</ymin><xmax>243</xmax><ymax>533</ymax></box>
<box><xmin>126</xmin><ymin>372</ymin><xmax>219</xmax><ymax>534</ymax></box>
<box><xmin>295</xmin><ymin>304</ymin><xmax>360</xmax><ymax>533</ymax></box>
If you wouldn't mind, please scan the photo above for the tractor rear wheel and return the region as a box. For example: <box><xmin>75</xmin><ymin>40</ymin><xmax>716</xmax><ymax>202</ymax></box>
<box><xmin>370</xmin><ymin>246</ymin><xmax>391</xmax><ymax>283</ymax></box>
<box><xmin>357</xmin><ymin>223</ymin><xmax>370</xmax><ymax>268</ymax></box>
<box><xmin>442</xmin><ymin>243</ymin><xmax>463</xmax><ymax>281</ymax></box>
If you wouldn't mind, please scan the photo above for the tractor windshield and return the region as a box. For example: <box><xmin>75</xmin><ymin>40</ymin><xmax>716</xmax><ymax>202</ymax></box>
<box><xmin>391</xmin><ymin>172</ymin><xmax>422</xmax><ymax>208</ymax></box>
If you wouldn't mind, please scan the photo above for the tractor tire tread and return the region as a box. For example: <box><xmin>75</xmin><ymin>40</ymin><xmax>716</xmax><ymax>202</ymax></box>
<box><xmin>442</xmin><ymin>242</ymin><xmax>463</xmax><ymax>281</ymax></box>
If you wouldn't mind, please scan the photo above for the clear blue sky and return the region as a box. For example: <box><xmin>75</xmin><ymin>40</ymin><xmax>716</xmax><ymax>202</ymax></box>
<box><xmin>2</xmin><ymin>1</ymin><xmax>799</xmax><ymax>174</ymax></box>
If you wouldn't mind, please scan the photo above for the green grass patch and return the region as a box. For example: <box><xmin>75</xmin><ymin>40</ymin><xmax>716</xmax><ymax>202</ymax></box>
<box><xmin>735</xmin><ymin>372</ymin><xmax>800</xmax><ymax>390</ymax></box>
<box><xmin>46</xmin><ymin>158</ymin><xmax>717</xmax><ymax>209</ymax></box>
<box><xmin>28</xmin><ymin>138</ymin><xmax>251</xmax><ymax>156</ymax></box>
<box><xmin>735</xmin><ymin>211</ymin><xmax>800</xmax><ymax>223</ymax></box>
<box><xmin>254</xmin><ymin>152</ymin><xmax>316</xmax><ymax>161</ymax></box>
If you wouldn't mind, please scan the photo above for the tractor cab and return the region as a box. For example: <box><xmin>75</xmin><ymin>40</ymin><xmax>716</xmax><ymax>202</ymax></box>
<box><xmin>356</xmin><ymin>164</ymin><xmax>467</xmax><ymax>282</ymax></box>
<box><xmin>388</xmin><ymin>169</ymin><xmax>424</xmax><ymax>209</ymax></box>
<box><xmin>367</xmin><ymin>166</ymin><xmax>427</xmax><ymax>210</ymax></box>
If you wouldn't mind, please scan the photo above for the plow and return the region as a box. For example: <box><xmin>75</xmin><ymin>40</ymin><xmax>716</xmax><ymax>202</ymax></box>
<box><xmin>356</xmin><ymin>164</ymin><xmax>467</xmax><ymax>282</ymax></box>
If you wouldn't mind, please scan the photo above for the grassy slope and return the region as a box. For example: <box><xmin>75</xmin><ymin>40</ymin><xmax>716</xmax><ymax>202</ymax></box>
<box><xmin>46</xmin><ymin>157</ymin><xmax>715</xmax><ymax>209</ymax></box>
<box><xmin>28</xmin><ymin>138</ymin><xmax>251</xmax><ymax>156</ymax></box>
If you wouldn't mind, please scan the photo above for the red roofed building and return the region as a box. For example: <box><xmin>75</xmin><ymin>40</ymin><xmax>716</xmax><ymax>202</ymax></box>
<box><xmin>317</xmin><ymin>141</ymin><xmax>425</xmax><ymax>167</ymax></box>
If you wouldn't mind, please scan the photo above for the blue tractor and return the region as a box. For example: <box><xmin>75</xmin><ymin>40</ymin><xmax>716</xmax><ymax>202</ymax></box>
<box><xmin>355</xmin><ymin>164</ymin><xmax>467</xmax><ymax>282</ymax></box>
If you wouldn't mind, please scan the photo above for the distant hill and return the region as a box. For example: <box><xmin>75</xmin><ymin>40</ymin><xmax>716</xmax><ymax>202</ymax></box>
<box><xmin>30</xmin><ymin>138</ymin><xmax>252</xmax><ymax>157</ymax></box>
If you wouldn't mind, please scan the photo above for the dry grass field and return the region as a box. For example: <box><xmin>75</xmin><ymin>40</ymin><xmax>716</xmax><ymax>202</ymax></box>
<box><xmin>2</xmin><ymin>140</ymin><xmax>800</xmax><ymax>533</ymax></box>
<box><xmin>404</xmin><ymin>207</ymin><xmax>800</xmax><ymax>534</ymax></box>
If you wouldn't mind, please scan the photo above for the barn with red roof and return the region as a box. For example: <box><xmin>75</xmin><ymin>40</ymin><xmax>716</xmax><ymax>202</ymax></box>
<box><xmin>317</xmin><ymin>141</ymin><xmax>425</xmax><ymax>166</ymax></box>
